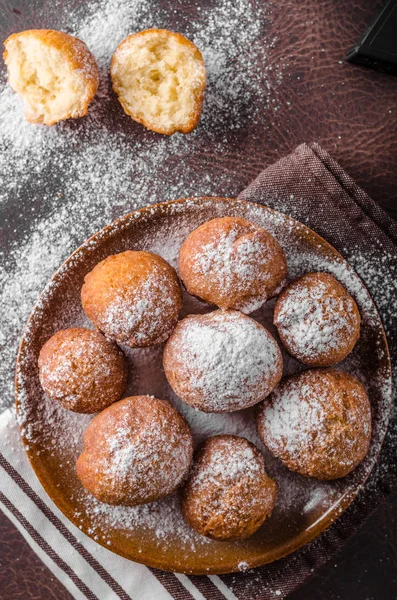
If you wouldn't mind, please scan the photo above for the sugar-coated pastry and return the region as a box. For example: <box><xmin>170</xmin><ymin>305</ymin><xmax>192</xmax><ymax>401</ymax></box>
<box><xmin>111</xmin><ymin>28</ymin><xmax>206</xmax><ymax>135</ymax></box>
<box><xmin>274</xmin><ymin>272</ymin><xmax>360</xmax><ymax>367</ymax></box>
<box><xmin>178</xmin><ymin>217</ymin><xmax>287</xmax><ymax>313</ymax></box>
<box><xmin>76</xmin><ymin>396</ymin><xmax>193</xmax><ymax>506</ymax></box>
<box><xmin>257</xmin><ymin>369</ymin><xmax>372</xmax><ymax>480</ymax></box>
<box><xmin>163</xmin><ymin>310</ymin><xmax>283</xmax><ymax>413</ymax></box>
<box><xmin>81</xmin><ymin>250</ymin><xmax>182</xmax><ymax>348</ymax></box>
<box><xmin>38</xmin><ymin>328</ymin><xmax>127</xmax><ymax>413</ymax></box>
<box><xmin>180</xmin><ymin>435</ymin><xmax>277</xmax><ymax>541</ymax></box>
<box><xmin>3</xmin><ymin>29</ymin><xmax>99</xmax><ymax>125</ymax></box>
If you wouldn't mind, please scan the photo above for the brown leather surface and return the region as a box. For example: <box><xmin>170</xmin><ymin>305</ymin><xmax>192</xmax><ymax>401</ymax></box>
<box><xmin>0</xmin><ymin>513</ymin><xmax>72</xmax><ymax>600</ymax></box>
<box><xmin>265</xmin><ymin>0</ymin><xmax>397</xmax><ymax>218</ymax></box>
<box><xmin>274</xmin><ymin>0</ymin><xmax>395</xmax><ymax>215</ymax></box>
<box><xmin>0</xmin><ymin>0</ymin><xmax>396</xmax><ymax>598</ymax></box>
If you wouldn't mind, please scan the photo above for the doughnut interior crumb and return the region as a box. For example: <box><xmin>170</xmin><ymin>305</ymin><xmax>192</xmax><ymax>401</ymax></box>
<box><xmin>111</xmin><ymin>29</ymin><xmax>206</xmax><ymax>135</ymax></box>
<box><xmin>3</xmin><ymin>30</ymin><xmax>98</xmax><ymax>125</ymax></box>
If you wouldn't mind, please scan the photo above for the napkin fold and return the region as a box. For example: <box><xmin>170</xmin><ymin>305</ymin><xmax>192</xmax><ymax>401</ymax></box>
<box><xmin>1</xmin><ymin>143</ymin><xmax>396</xmax><ymax>600</ymax></box>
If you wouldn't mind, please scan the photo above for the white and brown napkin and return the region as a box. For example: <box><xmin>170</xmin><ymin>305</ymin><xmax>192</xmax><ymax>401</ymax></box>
<box><xmin>1</xmin><ymin>143</ymin><xmax>396</xmax><ymax>600</ymax></box>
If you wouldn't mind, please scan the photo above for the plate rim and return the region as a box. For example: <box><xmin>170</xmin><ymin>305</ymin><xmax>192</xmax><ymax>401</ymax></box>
<box><xmin>14</xmin><ymin>196</ymin><xmax>393</xmax><ymax>574</ymax></box>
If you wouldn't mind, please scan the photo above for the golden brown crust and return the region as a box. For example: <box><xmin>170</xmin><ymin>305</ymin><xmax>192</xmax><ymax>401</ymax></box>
<box><xmin>274</xmin><ymin>272</ymin><xmax>361</xmax><ymax>367</ymax></box>
<box><xmin>38</xmin><ymin>327</ymin><xmax>127</xmax><ymax>413</ymax></box>
<box><xmin>3</xmin><ymin>29</ymin><xmax>99</xmax><ymax>125</ymax></box>
<box><xmin>180</xmin><ymin>435</ymin><xmax>277</xmax><ymax>541</ymax></box>
<box><xmin>178</xmin><ymin>217</ymin><xmax>287</xmax><ymax>313</ymax></box>
<box><xmin>111</xmin><ymin>28</ymin><xmax>206</xmax><ymax>135</ymax></box>
<box><xmin>81</xmin><ymin>250</ymin><xmax>183</xmax><ymax>348</ymax></box>
<box><xmin>257</xmin><ymin>369</ymin><xmax>372</xmax><ymax>480</ymax></box>
<box><xmin>76</xmin><ymin>396</ymin><xmax>193</xmax><ymax>506</ymax></box>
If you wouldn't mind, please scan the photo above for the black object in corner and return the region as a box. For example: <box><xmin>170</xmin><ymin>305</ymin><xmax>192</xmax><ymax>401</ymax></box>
<box><xmin>346</xmin><ymin>0</ymin><xmax>397</xmax><ymax>76</ymax></box>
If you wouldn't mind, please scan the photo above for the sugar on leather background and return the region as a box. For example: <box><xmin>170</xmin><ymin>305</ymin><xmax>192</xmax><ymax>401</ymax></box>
<box><xmin>0</xmin><ymin>0</ymin><xmax>396</xmax><ymax>598</ymax></box>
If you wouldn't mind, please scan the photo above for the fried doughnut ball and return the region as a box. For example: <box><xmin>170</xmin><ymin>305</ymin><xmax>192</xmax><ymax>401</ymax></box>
<box><xmin>38</xmin><ymin>328</ymin><xmax>127</xmax><ymax>413</ymax></box>
<box><xmin>111</xmin><ymin>29</ymin><xmax>206</xmax><ymax>135</ymax></box>
<box><xmin>257</xmin><ymin>369</ymin><xmax>372</xmax><ymax>480</ymax></box>
<box><xmin>163</xmin><ymin>310</ymin><xmax>283</xmax><ymax>413</ymax></box>
<box><xmin>274</xmin><ymin>272</ymin><xmax>360</xmax><ymax>367</ymax></box>
<box><xmin>76</xmin><ymin>396</ymin><xmax>193</xmax><ymax>506</ymax></box>
<box><xmin>81</xmin><ymin>251</ymin><xmax>182</xmax><ymax>348</ymax></box>
<box><xmin>4</xmin><ymin>29</ymin><xmax>98</xmax><ymax>125</ymax></box>
<box><xmin>178</xmin><ymin>217</ymin><xmax>287</xmax><ymax>313</ymax></box>
<box><xmin>180</xmin><ymin>435</ymin><xmax>277</xmax><ymax>541</ymax></box>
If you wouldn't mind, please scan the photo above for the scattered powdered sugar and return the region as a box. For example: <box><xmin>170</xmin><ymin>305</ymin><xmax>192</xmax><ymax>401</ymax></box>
<box><xmin>341</xmin><ymin>243</ymin><xmax>397</xmax><ymax>492</ymax></box>
<box><xmin>166</xmin><ymin>310</ymin><xmax>282</xmax><ymax>412</ymax></box>
<box><xmin>18</xmin><ymin>382</ymin><xmax>92</xmax><ymax>453</ymax></box>
<box><xmin>344</xmin><ymin>244</ymin><xmax>397</xmax><ymax>345</ymax></box>
<box><xmin>0</xmin><ymin>0</ymin><xmax>283</xmax><ymax>413</ymax></box>
<box><xmin>83</xmin><ymin>491</ymin><xmax>211</xmax><ymax>551</ymax></box>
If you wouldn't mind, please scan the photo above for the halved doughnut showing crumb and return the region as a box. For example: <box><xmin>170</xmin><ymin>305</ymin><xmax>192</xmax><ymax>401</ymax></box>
<box><xmin>111</xmin><ymin>29</ymin><xmax>206</xmax><ymax>135</ymax></box>
<box><xmin>3</xmin><ymin>29</ymin><xmax>99</xmax><ymax>126</ymax></box>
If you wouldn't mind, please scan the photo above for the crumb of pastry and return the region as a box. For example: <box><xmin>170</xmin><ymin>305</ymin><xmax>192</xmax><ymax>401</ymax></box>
<box><xmin>111</xmin><ymin>29</ymin><xmax>206</xmax><ymax>135</ymax></box>
<box><xmin>3</xmin><ymin>29</ymin><xmax>99</xmax><ymax>125</ymax></box>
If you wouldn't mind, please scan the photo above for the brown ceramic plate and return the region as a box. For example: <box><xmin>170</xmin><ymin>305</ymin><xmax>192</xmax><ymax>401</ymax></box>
<box><xmin>15</xmin><ymin>197</ymin><xmax>392</xmax><ymax>575</ymax></box>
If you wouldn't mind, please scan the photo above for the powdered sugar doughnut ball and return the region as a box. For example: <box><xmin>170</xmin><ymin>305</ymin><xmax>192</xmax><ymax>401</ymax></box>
<box><xmin>163</xmin><ymin>310</ymin><xmax>283</xmax><ymax>413</ymax></box>
<box><xmin>38</xmin><ymin>328</ymin><xmax>127</xmax><ymax>413</ymax></box>
<box><xmin>274</xmin><ymin>272</ymin><xmax>360</xmax><ymax>367</ymax></box>
<box><xmin>81</xmin><ymin>251</ymin><xmax>182</xmax><ymax>348</ymax></box>
<box><xmin>257</xmin><ymin>369</ymin><xmax>372</xmax><ymax>480</ymax></box>
<box><xmin>76</xmin><ymin>396</ymin><xmax>193</xmax><ymax>506</ymax></box>
<box><xmin>180</xmin><ymin>435</ymin><xmax>277</xmax><ymax>541</ymax></box>
<box><xmin>178</xmin><ymin>217</ymin><xmax>287</xmax><ymax>313</ymax></box>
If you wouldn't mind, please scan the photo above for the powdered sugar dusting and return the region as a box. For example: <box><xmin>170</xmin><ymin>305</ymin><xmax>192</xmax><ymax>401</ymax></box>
<box><xmin>262</xmin><ymin>381</ymin><xmax>325</xmax><ymax>457</ymax></box>
<box><xmin>166</xmin><ymin>310</ymin><xmax>282</xmax><ymax>412</ymax></box>
<box><xmin>260</xmin><ymin>372</ymin><xmax>371</xmax><ymax>477</ymax></box>
<box><xmin>181</xmin><ymin>435</ymin><xmax>276</xmax><ymax>542</ymax></box>
<box><xmin>38</xmin><ymin>328</ymin><xmax>123</xmax><ymax>411</ymax></box>
<box><xmin>98</xmin><ymin>259</ymin><xmax>179</xmax><ymax>346</ymax></box>
<box><xmin>187</xmin><ymin>220</ymin><xmax>285</xmax><ymax>313</ymax></box>
<box><xmin>192</xmin><ymin>438</ymin><xmax>262</xmax><ymax>489</ymax></box>
<box><xmin>274</xmin><ymin>274</ymin><xmax>360</xmax><ymax>362</ymax></box>
<box><xmin>81</xmin><ymin>396</ymin><xmax>192</xmax><ymax>504</ymax></box>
